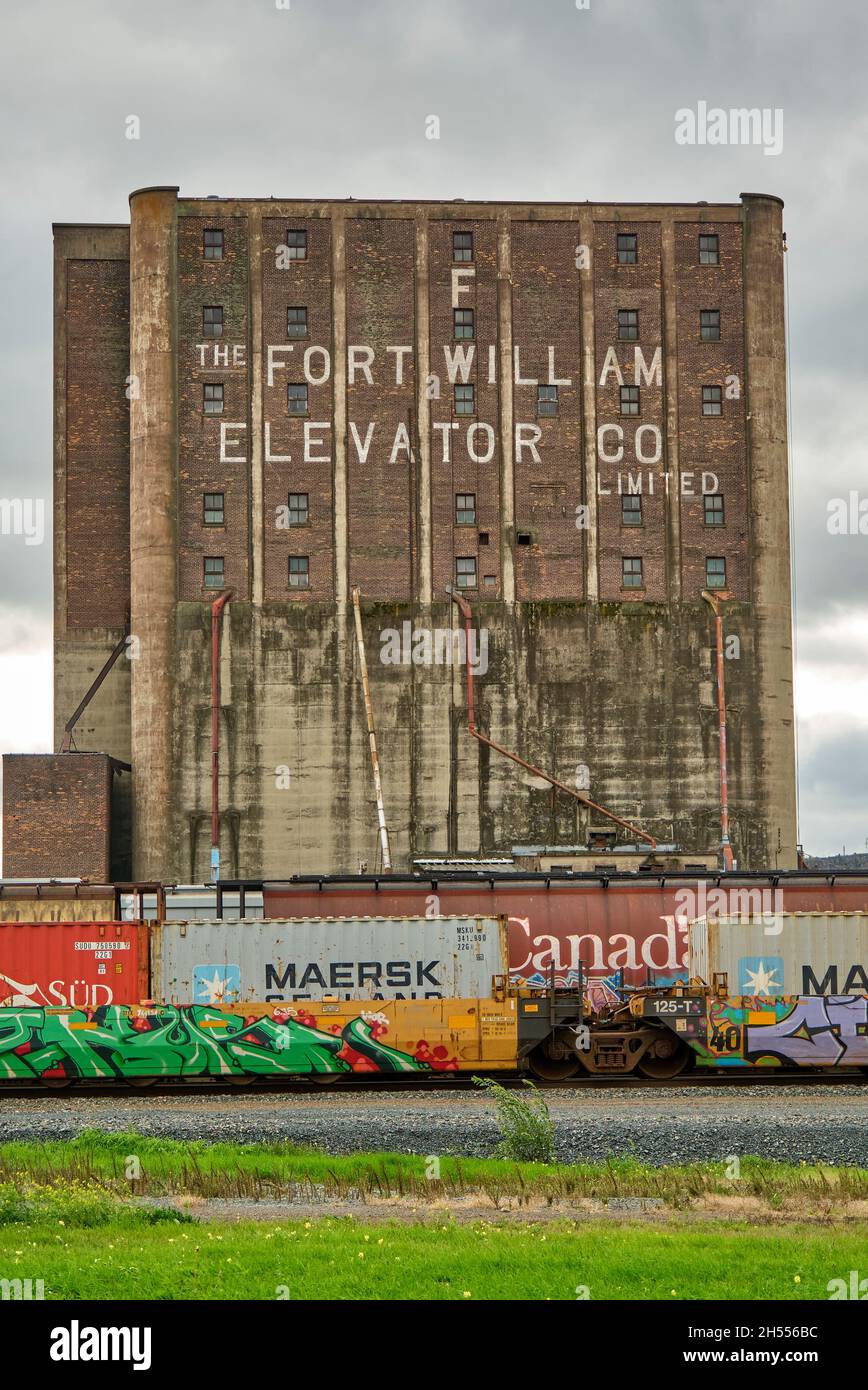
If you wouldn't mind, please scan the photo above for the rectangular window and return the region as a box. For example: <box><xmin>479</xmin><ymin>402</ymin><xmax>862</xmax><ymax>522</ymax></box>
<box><xmin>537</xmin><ymin>385</ymin><xmax>559</xmax><ymax>417</ymax></box>
<box><xmin>287</xmin><ymin>383</ymin><xmax>309</xmax><ymax>416</ymax></box>
<box><xmin>617</xmin><ymin>232</ymin><xmax>637</xmax><ymax>265</ymax></box>
<box><xmin>704</xmin><ymin>494</ymin><xmax>725</xmax><ymax>526</ymax></box>
<box><xmin>285</xmin><ymin>229</ymin><xmax>307</xmax><ymax>260</ymax></box>
<box><xmin>454</xmin><ymin>308</ymin><xmax>475</xmax><ymax>340</ymax></box>
<box><xmin>203</xmin><ymin>382</ymin><xmax>224</xmax><ymax>416</ymax></box>
<box><xmin>453</xmin><ymin>230</ymin><xmax>474</xmax><ymax>262</ymax></box>
<box><xmin>203</xmin><ymin>229</ymin><xmax>224</xmax><ymax>260</ymax></box>
<box><xmin>622</xmin><ymin>556</ymin><xmax>643</xmax><ymax>588</ymax></box>
<box><xmin>288</xmin><ymin>492</ymin><xmax>309</xmax><ymax>526</ymax></box>
<box><xmin>454</xmin><ymin>383</ymin><xmax>475</xmax><ymax>415</ymax></box>
<box><xmin>706</xmin><ymin>556</ymin><xmax>727</xmax><ymax>588</ymax></box>
<box><xmin>204</xmin><ymin>556</ymin><xmax>224</xmax><ymax>589</ymax></box>
<box><xmin>618</xmin><ymin>309</ymin><xmax>639</xmax><ymax>341</ymax></box>
<box><xmin>286</xmin><ymin>306</ymin><xmax>308</xmax><ymax>339</ymax></box>
<box><xmin>456</xmin><ymin>493</ymin><xmax>476</xmax><ymax>525</ymax></box>
<box><xmin>456</xmin><ymin>556</ymin><xmax>477</xmax><ymax>590</ymax></box>
<box><xmin>288</xmin><ymin>555</ymin><xmax>310</xmax><ymax>589</ymax></box>
<box><xmin>203</xmin><ymin>492</ymin><xmax>224</xmax><ymax>525</ymax></box>
<box><xmin>202</xmin><ymin>305</ymin><xmax>223</xmax><ymax>338</ymax></box>
<box><xmin>702</xmin><ymin>385</ymin><xmax>723</xmax><ymax>416</ymax></box>
<box><xmin>620</xmin><ymin>385</ymin><xmax>640</xmax><ymax>416</ymax></box>
<box><xmin>621</xmin><ymin>494</ymin><xmax>642</xmax><ymax>526</ymax></box>
<box><xmin>700</xmin><ymin>309</ymin><xmax>721</xmax><ymax>341</ymax></box>
<box><xmin>699</xmin><ymin>233</ymin><xmax>720</xmax><ymax>266</ymax></box>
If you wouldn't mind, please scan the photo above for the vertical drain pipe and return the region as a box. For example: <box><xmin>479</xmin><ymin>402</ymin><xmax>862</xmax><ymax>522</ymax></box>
<box><xmin>702</xmin><ymin>589</ymin><xmax>735</xmax><ymax>872</ymax></box>
<box><xmin>351</xmin><ymin>586</ymin><xmax>392</xmax><ymax>872</ymax></box>
<box><xmin>210</xmin><ymin>590</ymin><xmax>233</xmax><ymax>882</ymax></box>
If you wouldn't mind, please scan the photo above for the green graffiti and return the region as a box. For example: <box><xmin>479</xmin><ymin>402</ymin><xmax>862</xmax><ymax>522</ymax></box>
<box><xmin>0</xmin><ymin>1005</ymin><xmax>431</xmax><ymax>1081</ymax></box>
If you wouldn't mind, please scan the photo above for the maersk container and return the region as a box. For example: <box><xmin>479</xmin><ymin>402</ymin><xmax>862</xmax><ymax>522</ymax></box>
<box><xmin>688</xmin><ymin>912</ymin><xmax>868</xmax><ymax>996</ymax></box>
<box><xmin>0</xmin><ymin>921</ymin><xmax>149</xmax><ymax>1008</ymax></box>
<box><xmin>149</xmin><ymin>916</ymin><xmax>509</xmax><ymax>1005</ymax></box>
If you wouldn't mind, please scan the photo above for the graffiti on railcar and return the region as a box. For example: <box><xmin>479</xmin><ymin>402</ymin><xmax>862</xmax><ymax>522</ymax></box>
<box><xmin>0</xmin><ymin>1004</ymin><xmax>441</xmax><ymax>1081</ymax></box>
<box><xmin>745</xmin><ymin>995</ymin><xmax>868</xmax><ymax>1067</ymax></box>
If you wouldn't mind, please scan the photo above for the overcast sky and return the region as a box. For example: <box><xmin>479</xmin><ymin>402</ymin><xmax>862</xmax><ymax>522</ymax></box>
<box><xmin>0</xmin><ymin>0</ymin><xmax>865</xmax><ymax>858</ymax></box>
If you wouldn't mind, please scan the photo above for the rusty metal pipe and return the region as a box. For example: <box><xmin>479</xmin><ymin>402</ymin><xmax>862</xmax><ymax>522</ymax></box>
<box><xmin>210</xmin><ymin>590</ymin><xmax>233</xmax><ymax>882</ymax></box>
<box><xmin>702</xmin><ymin>589</ymin><xmax>735</xmax><ymax>872</ymax></box>
<box><xmin>447</xmin><ymin>588</ymin><xmax>657</xmax><ymax>848</ymax></box>
<box><xmin>351</xmin><ymin>587</ymin><xmax>392</xmax><ymax>872</ymax></box>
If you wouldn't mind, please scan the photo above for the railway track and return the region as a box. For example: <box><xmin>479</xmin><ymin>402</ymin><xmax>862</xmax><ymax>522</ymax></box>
<box><xmin>1</xmin><ymin>1069</ymin><xmax>865</xmax><ymax>1099</ymax></box>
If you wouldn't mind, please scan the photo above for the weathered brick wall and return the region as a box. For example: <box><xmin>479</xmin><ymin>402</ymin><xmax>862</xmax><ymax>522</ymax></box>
<box><xmin>262</xmin><ymin>215</ymin><xmax>334</xmax><ymax>602</ymax></box>
<box><xmin>65</xmin><ymin>260</ymin><xmax>130</xmax><ymax>629</ymax></box>
<box><xmin>2</xmin><ymin>754</ymin><xmax>112</xmax><ymax>879</ymax></box>
<box><xmin>675</xmin><ymin>221</ymin><xmax>748</xmax><ymax>601</ymax></box>
<box><xmin>346</xmin><ymin>216</ymin><xmax>416</xmax><ymax>600</ymax></box>
<box><xmin>512</xmin><ymin>220</ymin><xmax>584</xmax><ymax>600</ymax></box>
<box><xmin>178</xmin><ymin>213</ymin><xmax>250</xmax><ymax>601</ymax></box>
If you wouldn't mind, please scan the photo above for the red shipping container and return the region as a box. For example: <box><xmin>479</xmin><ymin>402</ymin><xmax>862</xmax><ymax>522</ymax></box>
<box><xmin>0</xmin><ymin>921</ymin><xmax>149</xmax><ymax>1008</ymax></box>
<box><xmin>265</xmin><ymin>878</ymin><xmax>868</xmax><ymax>988</ymax></box>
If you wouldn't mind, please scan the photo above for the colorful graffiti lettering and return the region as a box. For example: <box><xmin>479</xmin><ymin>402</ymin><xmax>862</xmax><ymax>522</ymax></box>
<box><xmin>745</xmin><ymin>995</ymin><xmax>868</xmax><ymax>1067</ymax></box>
<box><xmin>0</xmin><ymin>1004</ymin><xmax>438</xmax><ymax>1081</ymax></box>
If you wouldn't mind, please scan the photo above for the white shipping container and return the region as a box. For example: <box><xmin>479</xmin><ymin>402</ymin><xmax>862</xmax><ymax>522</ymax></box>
<box><xmin>150</xmin><ymin>915</ymin><xmax>509</xmax><ymax>1005</ymax></box>
<box><xmin>688</xmin><ymin>912</ymin><xmax>868</xmax><ymax>996</ymax></box>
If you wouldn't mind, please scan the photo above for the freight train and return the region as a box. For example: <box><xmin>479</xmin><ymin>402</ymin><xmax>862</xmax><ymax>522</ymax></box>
<box><xmin>0</xmin><ymin>911</ymin><xmax>866</xmax><ymax>1086</ymax></box>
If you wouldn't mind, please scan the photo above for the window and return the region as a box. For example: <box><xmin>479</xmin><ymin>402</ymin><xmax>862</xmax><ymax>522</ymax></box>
<box><xmin>704</xmin><ymin>494</ymin><xmax>725</xmax><ymax>526</ymax></box>
<box><xmin>453</xmin><ymin>230</ymin><xmax>474</xmax><ymax>262</ymax></box>
<box><xmin>288</xmin><ymin>492</ymin><xmax>309</xmax><ymax>526</ymax></box>
<box><xmin>620</xmin><ymin>385</ymin><xmax>640</xmax><ymax>416</ymax></box>
<box><xmin>618</xmin><ymin>309</ymin><xmax>639</xmax><ymax>341</ymax></box>
<box><xmin>617</xmin><ymin>233</ymin><xmax>637</xmax><ymax>265</ymax></box>
<box><xmin>700</xmin><ymin>309</ymin><xmax>720</xmax><ymax>341</ymax></box>
<box><xmin>454</xmin><ymin>308</ymin><xmax>475</xmax><ymax>340</ymax></box>
<box><xmin>516</xmin><ymin>532</ymin><xmax>532</xmax><ymax>546</ymax></box>
<box><xmin>622</xmin><ymin>556</ymin><xmax>643</xmax><ymax>588</ymax></box>
<box><xmin>288</xmin><ymin>555</ymin><xmax>310</xmax><ymax>589</ymax></box>
<box><xmin>699</xmin><ymin>234</ymin><xmax>720</xmax><ymax>266</ymax></box>
<box><xmin>287</xmin><ymin>383</ymin><xmax>309</xmax><ymax>416</ymax></box>
<box><xmin>621</xmin><ymin>494</ymin><xmax>642</xmax><ymax>526</ymax></box>
<box><xmin>456</xmin><ymin>493</ymin><xmax>476</xmax><ymax>525</ymax></box>
<box><xmin>456</xmin><ymin>556</ymin><xmax>477</xmax><ymax>590</ymax></box>
<box><xmin>702</xmin><ymin>385</ymin><xmax>723</xmax><ymax>416</ymax></box>
<box><xmin>454</xmin><ymin>383</ymin><xmax>475</xmax><ymax>415</ymax></box>
<box><xmin>537</xmin><ymin>385</ymin><xmax>559</xmax><ymax>417</ymax></box>
<box><xmin>285</xmin><ymin>229</ymin><xmax>307</xmax><ymax>260</ymax></box>
<box><xmin>203</xmin><ymin>229</ymin><xmax>224</xmax><ymax>260</ymax></box>
<box><xmin>203</xmin><ymin>305</ymin><xmax>223</xmax><ymax>338</ymax></box>
<box><xmin>203</xmin><ymin>492</ymin><xmax>224</xmax><ymax>525</ymax></box>
<box><xmin>204</xmin><ymin>556</ymin><xmax>224</xmax><ymax>589</ymax></box>
<box><xmin>286</xmin><ymin>306</ymin><xmax>308</xmax><ymax>339</ymax></box>
<box><xmin>706</xmin><ymin>556</ymin><xmax>726</xmax><ymax>589</ymax></box>
<box><xmin>203</xmin><ymin>383</ymin><xmax>224</xmax><ymax>416</ymax></box>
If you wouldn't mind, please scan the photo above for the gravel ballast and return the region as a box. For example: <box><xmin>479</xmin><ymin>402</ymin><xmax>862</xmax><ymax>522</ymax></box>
<box><xmin>0</xmin><ymin>1085</ymin><xmax>866</xmax><ymax>1165</ymax></box>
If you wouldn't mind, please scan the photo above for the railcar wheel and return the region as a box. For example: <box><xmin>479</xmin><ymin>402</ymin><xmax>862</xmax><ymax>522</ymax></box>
<box><xmin>40</xmin><ymin>1077</ymin><xmax>73</xmax><ymax>1091</ymax></box>
<box><xmin>636</xmin><ymin>1035</ymin><xmax>690</xmax><ymax>1080</ymax></box>
<box><xmin>224</xmin><ymin>1076</ymin><xmax>255</xmax><ymax>1087</ymax></box>
<box><xmin>125</xmin><ymin>1077</ymin><xmax>158</xmax><ymax>1089</ymax></box>
<box><xmin>311</xmin><ymin>1073</ymin><xmax>341</xmax><ymax>1086</ymax></box>
<box><xmin>528</xmin><ymin>1046</ymin><xmax>581</xmax><ymax>1082</ymax></box>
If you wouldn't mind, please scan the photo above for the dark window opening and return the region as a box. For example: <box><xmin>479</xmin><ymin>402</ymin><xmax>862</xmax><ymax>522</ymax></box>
<box><xmin>537</xmin><ymin>385</ymin><xmax>559</xmax><ymax>417</ymax></box>
<box><xmin>287</xmin><ymin>306</ymin><xmax>308</xmax><ymax>339</ymax></box>
<box><xmin>618</xmin><ymin>309</ymin><xmax>639</xmax><ymax>341</ymax></box>
<box><xmin>289</xmin><ymin>555</ymin><xmax>310</xmax><ymax>588</ymax></box>
<box><xmin>620</xmin><ymin>385</ymin><xmax>640</xmax><ymax>416</ymax></box>
<box><xmin>453</xmin><ymin>231</ymin><xmax>474</xmax><ymax>262</ymax></box>
<box><xmin>203</xmin><ymin>229</ymin><xmax>224</xmax><ymax>260</ymax></box>
<box><xmin>287</xmin><ymin>383</ymin><xmax>309</xmax><ymax>416</ymax></box>
<box><xmin>204</xmin><ymin>556</ymin><xmax>224</xmax><ymax>589</ymax></box>
<box><xmin>202</xmin><ymin>305</ymin><xmax>223</xmax><ymax>338</ymax></box>
<box><xmin>203</xmin><ymin>492</ymin><xmax>224</xmax><ymax>526</ymax></box>
<box><xmin>700</xmin><ymin>309</ymin><xmax>721</xmax><ymax>341</ymax></box>
<box><xmin>617</xmin><ymin>233</ymin><xmax>637</xmax><ymax>265</ymax></box>
<box><xmin>622</xmin><ymin>556</ymin><xmax>643</xmax><ymax>588</ymax></box>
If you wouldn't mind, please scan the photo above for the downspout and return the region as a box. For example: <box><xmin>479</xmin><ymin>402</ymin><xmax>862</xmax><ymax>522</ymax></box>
<box><xmin>447</xmin><ymin>588</ymin><xmax>657</xmax><ymax>848</ymax></box>
<box><xmin>702</xmin><ymin>588</ymin><xmax>735</xmax><ymax>872</ymax></box>
<box><xmin>351</xmin><ymin>586</ymin><xmax>392</xmax><ymax>871</ymax></box>
<box><xmin>210</xmin><ymin>590</ymin><xmax>233</xmax><ymax>882</ymax></box>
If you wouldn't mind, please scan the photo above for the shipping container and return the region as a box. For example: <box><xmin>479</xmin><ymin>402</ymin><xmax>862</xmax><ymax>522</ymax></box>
<box><xmin>688</xmin><ymin>912</ymin><xmax>868</xmax><ymax>996</ymax></box>
<box><xmin>0</xmin><ymin>885</ymin><xmax>117</xmax><ymax>923</ymax></box>
<box><xmin>265</xmin><ymin>877</ymin><xmax>868</xmax><ymax>988</ymax></box>
<box><xmin>150</xmin><ymin>916</ymin><xmax>509</xmax><ymax>1005</ymax></box>
<box><xmin>0</xmin><ymin>921</ymin><xmax>149</xmax><ymax>1008</ymax></box>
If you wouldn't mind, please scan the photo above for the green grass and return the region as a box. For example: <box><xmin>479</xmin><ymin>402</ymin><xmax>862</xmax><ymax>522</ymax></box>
<box><xmin>0</xmin><ymin>1131</ymin><xmax>865</xmax><ymax>1208</ymax></box>
<box><xmin>0</xmin><ymin>1216</ymin><xmax>863</xmax><ymax>1300</ymax></box>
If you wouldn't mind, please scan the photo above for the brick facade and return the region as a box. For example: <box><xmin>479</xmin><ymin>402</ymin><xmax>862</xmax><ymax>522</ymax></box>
<box><xmin>2</xmin><ymin>754</ymin><xmax>113</xmax><ymax>880</ymax></box>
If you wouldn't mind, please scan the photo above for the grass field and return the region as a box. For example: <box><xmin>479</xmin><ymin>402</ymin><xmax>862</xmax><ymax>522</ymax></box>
<box><xmin>1</xmin><ymin>1133</ymin><xmax>866</xmax><ymax>1300</ymax></box>
<box><xmin>0</xmin><ymin>1205</ymin><xmax>863</xmax><ymax>1301</ymax></box>
<box><xmin>2</xmin><ymin>1129</ymin><xmax>867</xmax><ymax>1207</ymax></box>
